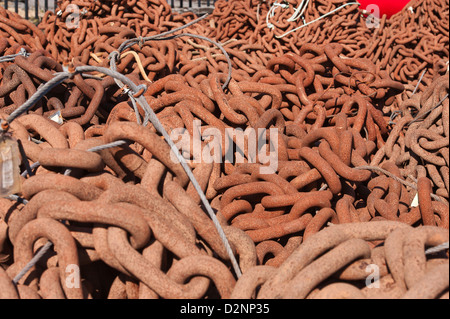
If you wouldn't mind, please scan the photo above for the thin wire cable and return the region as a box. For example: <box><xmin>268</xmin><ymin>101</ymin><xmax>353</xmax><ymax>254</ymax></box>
<box><xmin>21</xmin><ymin>161</ymin><xmax>41</xmax><ymax>177</ymax></box>
<box><xmin>117</xmin><ymin>13</ymin><xmax>210</xmax><ymax>53</ymax></box>
<box><xmin>5</xmin><ymin>72</ymin><xmax>71</xmax><ymax>125</ymax></box>
<box><xmin>4</xmin><ymin>63</ymin><xmax>242</xmax><ymax>278</ymax></box>
<box><xmin>63</xmin><ymin>140</ymin><xmax>128</xmax><ymax>175</ymax></box>
<box><xmin>110</xmin><ymin>34</ymin><xmax>240</xmax><ymax>276</ymax></box>
<box><xmin>425</xmin><ymin>242</ymin><xmax>449</xmax><ymax>255</ymax></box>
<box><xmin>145</xmin><ymin>33</ymin><xmax>233</xmax><ymax>90</ymax></box>
<box><xmin>89</xmin><ymin>58</ymin><xmax>242</xmax><ymax>276</ymax></box>
<box><xmin>12</xmin><ymin>242</ymin><xmax>53</xmax><ymax>284</ymax></box>
<box><xmin>4</xmin><ymin>66</ymin><xmax>143</xmax><ymax>127</ymax></box>
<box><xmin>87</xmin><ymin>140</ymin><xmax>128</xmax><ymax>152</ymax></box>
<box><xmin>388</xmin><ymin>68</ymin><xmax>426</xmax><ymax>126</ymax></box>
<box><xmin>412</xmin><ymin>69</ymin><xmax>427</xmax><ymax>95</ymax></box>
<box><xmin>6</xmin><ymin>194</ymin><xmax>28</xmax><ymax>205</ymax></box>
<box><xmin>133</xmin><ymin>91</ymin><xmax>242</xmax><ymax>278</ymax></box>
<box><xmin>129</xmin><ymin>95</ymin><xmax>142</xmax><ymax>125</ymax></box>
<box><xmin>113</xmin><ymin>32</ymin><xmax>233</xmax><ymax>91</ymax></box>
<box><xmin>275</xmin><ymin>2</ymin><xmax>360</xmax><ymax>39</ymax></box>
<box><xmin>101</xmin><ymin>65</ymin><xmax>241</xmax><ymax>276</ymax></box>
<box><xmin>354</xmin><ymin>165</ymin><xmax>443</xmax><ymax>202</ymax></box>
<box><xmin>408</xmin><ymin>93</ymin><xmax>449</xmax><ymax>126</ymax></box>
<box><xmin>0</xmin><ymin>48</ymin><xmax>29</xmax><ymax>63</ymax></box>
<box><xmin>2</xmin><ymin>15</ymin><xmax>241</xmax><ymax>276</ymax></box>
<box><xmin>13</xmin><ymin>140</ymin><xmax>130</xmax><ymax>283</ymax></box>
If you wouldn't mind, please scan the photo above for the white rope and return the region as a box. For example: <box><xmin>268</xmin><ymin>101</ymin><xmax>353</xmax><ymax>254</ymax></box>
<box><xmin>287</xmin><ymin>0</ymin><xmax>310</xmax><ymax>22</ymax></box>
<box><xmin>425</xmin><ymin>242</ymin><xmax>449</xmax><ymax>255</ymax></box>
<box><xmin>266</xmin><ymin>1</ymin><xmax>290</xmax><ymax>30</ymax></box>
<box><xmin>275</xmin><ymin>2</ymin><xmax>361</xmax><ymax>39</ymax></box>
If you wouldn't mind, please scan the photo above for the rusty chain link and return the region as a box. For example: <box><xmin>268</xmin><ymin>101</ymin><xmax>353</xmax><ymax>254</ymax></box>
<box><xmin>0</xmin><ymin>0</ymin><xmax>448</xmax><ymax>299</ymax></box>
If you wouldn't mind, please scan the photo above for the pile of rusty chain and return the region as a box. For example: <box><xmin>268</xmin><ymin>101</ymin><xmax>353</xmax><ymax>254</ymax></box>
<box><xmin>192</xmin><ymin>0</ymin><xmax>366</xmax><ymax>50</ymax></box>
<box><xmin>372</xmin><ymin>74</ymin><xmax>449</xmax><ymax>215</ymax></box>
<box><xmin>39</xmin><ymin>0</ymin><xmax>184</xmax><ymax>77</ymax></box>
<box><xmin>1</xmin><ymin>173</ymin><xmax>251</xmax><ymax>298</ymax></box>
<box><xmin>188</xmin><ymin>0</ymin><xmax>449</xmax><ymax>93</ymax></box>
<box><xmin>0</xmin><ymin>49</ymin><xmax>125</xmax><ymax>126</ymax></box>
<box><xmin>38</xmin><ymin>0</ymin><xmax>273</xmax><ymax>84</ymax></box>
<box><xmin>232</xmin><ymin>221</ymin><xmax>449</xmax><ymax>299</ymax></box>
<box><xmin>0</xmin><ymin>7</ymin><xmax>47</xmax><ymax>79</ymax></box>
<box><xmin>380</xmin><ymin>0</ymin><xmax>449</xmax><ymax>92</ymax></box>
<box><xmin>0</xmin><ymin>0</ymin><xmax>449</xmax><ymax>299</ymax></box>
<box><xmin>31</xmin><ymin>0</ymin><xmax>450</xmax><ymax>97</ymax></box>
<box><xmin>0</xmin><ymin>6</ymin><xmax>46</xmax><ymax>52</ymax></box>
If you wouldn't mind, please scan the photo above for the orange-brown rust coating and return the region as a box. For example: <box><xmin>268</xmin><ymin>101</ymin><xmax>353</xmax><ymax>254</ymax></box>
<box><xmin>37</xmin><ymin>148</ymin><xmax>105</xmax><ymax>172</ymax></box>
<box><xmin>0</xmin><ymin>0</ymin><xmax>448</xmax><ymax>299</ymax></box>
<box><xmin>11</xmin><ymin>218</ymin><xmax>82</xmax><ymax>299</ymax></box>
<box><xmin>103</xmin><ymin>121</ymin><xmax>189</xmax><ymax>186</ymax></box>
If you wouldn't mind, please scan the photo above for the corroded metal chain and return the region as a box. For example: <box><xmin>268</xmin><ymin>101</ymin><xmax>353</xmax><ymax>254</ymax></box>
<box><xmin>0</xmin><ymin>0</ymin><xmax>448</xmax><ymax>300</ymax></box>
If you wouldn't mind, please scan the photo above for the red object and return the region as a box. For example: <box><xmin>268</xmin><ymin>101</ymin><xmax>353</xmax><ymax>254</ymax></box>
<box><xmin>357</xmin><ymin>0</ymin><xmax>411</xmax><ymax>18</ymax></box>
